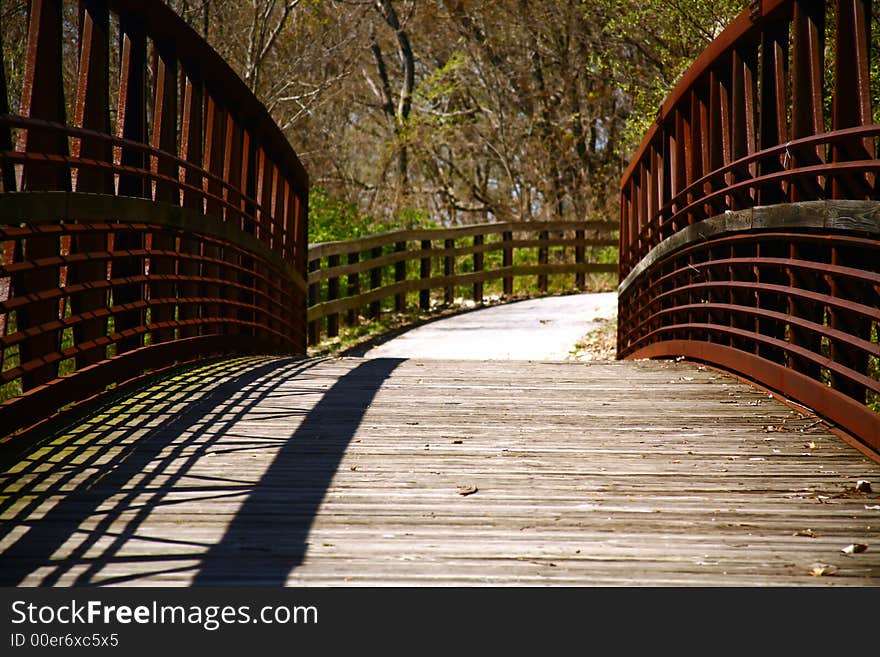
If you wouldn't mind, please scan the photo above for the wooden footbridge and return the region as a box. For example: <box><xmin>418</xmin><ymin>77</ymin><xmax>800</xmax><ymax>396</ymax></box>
<box><xmin>1</xmin><ymin>0</ymin><xmax>879</xmax><ymax>586</ymax></box>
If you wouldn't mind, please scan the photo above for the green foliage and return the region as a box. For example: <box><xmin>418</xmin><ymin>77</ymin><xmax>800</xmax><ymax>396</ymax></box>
<box><xmin>592</xmin><ymin>0</ymin><xmax>745</xmax><ymax>156</ymax></box>
<box><xmin>308</xmin><ymin>186</ymin><xmax>375</xmax><ymax>243</ymax></box>
<box><xmin>308</xmin><ymin>187</ymin><xmax>438</xmax><ymax>244</ymax></box>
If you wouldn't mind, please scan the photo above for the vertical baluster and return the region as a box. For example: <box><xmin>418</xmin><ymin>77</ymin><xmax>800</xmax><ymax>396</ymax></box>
<box><xmin>730</xmin><ymin>47</ymin><xmax>758</xmax><ymax>208</ymax></box>
<box><xmin>502</xmin><ymin>230</ymin><xmax>513</xmax><ymax>295</ymax></box>
<box><xmin>327</xmin><ymin>253</ymin><xmax>339</xmax><ymax>337</ymax></box>
<box><xmin>16</xmin><ymin>0</ymin><xmax>68</xmax><ymax>388</ymax></box>
<box><xmin>444</xmin><ymin>238</ymin><xmax>454</xmax><ymax>304</ymax></box>
<box><xmin>369</xmin><ymin>246</ymin><xmax>382</xmax><ymax>320</ymax></box>
<box><xmin>787</xmin><ymin>240</ymin><xmax>822</xmax><ymax>380</ymax></box>
<box><xmin>261</xmin><ymin>160</ymin><xmax>282</xmax><ymax>347</ymax></box>
<box><xmin>0</xmin><ymin>9</ymin><xmax>12</xmax><ymax>380</ymax></box>
<box><xmin>829</xmin><ymin>245</ymin><xmax>871</xmax><ymax>400</ymax></box>
<box><xmin>419</xmin><ymin>239</ymin><xmax>431</xmax><ymax>311</ymax></box>
<box><xmin>70</xmin><ymin>0</ymin><xmax>111</xmax><ymax>369</ymax></box>
<box><xmin>670</xmin><ymin>109</ymin><xmax>687</xmax><ymax>231</ymax></box>
<box><xmin>222</xmin><ymin>115</ymin><xmax>243</xmax><ymax>337</ymax></box>
<box><xmin>620</xmin><ymin>184</ymin><xmax>632</xmax><ymax>276</ymax></box>
<box><xmin>474</xmin><ymin>233</ymin><xmax>484</xmax><ymax>302</ymax></box>
<box><xmin>0</xmin><ymin>7</ymin><xmax>14</xmax><ymax>192</ymax></box>
<box><xmin>659</xmin><ymin>124</ymin><xmax>673</xmax><ymax>239</ymax></box>
<box><xmin>758</xmin><ymin>18</ymin><xmax>788</xmax><ymax>205</ymax></box>
<box><xmin>201</xmin><ymin>93</ymin><xmax>225</xmax><ymax>337</ymax></box>
<box><xmin>307</xmin><ymin>257</ymin><xmax>319</xmax><ymax>345</ymax></box>
<box><xmin>709</xmin><ymin>65</ymin><xmax>731</xmax><ymax>213</ymax></box>
<box><xmin>149</xmin><ymin>39</ymin><xmax>178</xmax><ymax>344</ymax></box>
<box><xmin>790</xmin><ymin>0</ymin><xmax>825</xmax><ymax>200</ymax></box>
<box><xmin>291</xmin><ymin>182</ymin><xmax>308</xmax><ymax>353</ymax></box>
<box><xmin>394</xmin><ymin>241</ymin><xmax>406</xmax><ymax>312</ymax></box>
<box><xmin>113</xmin><ymin>13</ymin><xmax>148</xmax><ymax>354</ymax></box>
<box><xmin>696</xmin><ymin>85</ymin><xmax>711</xmax><ymax>218</ymax></box>
<box><xmin>346</xmin><ymin>251</ymin><xmax>359</xmax><ymax>326</ymax></box>
<box><xmin>179</xmin><ymin>69</ymin><xmax>204</xmax><ymax>338</ymax></box>
<box><xmin>627</xmin><ymin>178</ymin><xmax>638</xmax><ymax>267</ymax></box>
<box><xmin>683</xmin><ymin>93</ymin><xmax>699</xmax><ymax>227</ymax></box>
<box><xmin>636</xmin><ymin>162</ymin><xmax>647</xmax><ymax>257</ymax></box>
<box><xmin>241</xmin><ymin>130</ymin><xmax>257</xmax><ymax>342</ymax></box>
<box><xmin>646</xmin><ymin>142</ymin><xmax>658</xmax><ymax>247</ymax></box>
<box><xmin>575</xmin><ymin>228</ymin><xmax>585</xmax><ymax>289</ymax></box>
<box><xmin>831</xmin><ymin>0</ymin><xmax>873</xmax><ymax>198</ymax></box>
<box><xmin>252</xmin><ymin>147</ymin><xmax>273</xmax><ymax>345</ymax></box>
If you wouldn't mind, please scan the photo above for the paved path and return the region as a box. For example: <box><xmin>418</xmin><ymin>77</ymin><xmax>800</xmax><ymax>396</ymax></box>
<box><xmin>364</xmin><ymin>292</ymin><xmax>617</xmax><ymax>360</ymax></box>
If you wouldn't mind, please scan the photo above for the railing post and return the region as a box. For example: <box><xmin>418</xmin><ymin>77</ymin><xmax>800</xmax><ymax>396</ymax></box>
<box><xmin>395</xmin><ymin>241</ymin><xmax>406</xmax><ymax>312</ymax></box>
<box><xmin>537</xmin><ymin>230</ymin><xmax>548</xmax><ymax>293</ymax></box>
<box><xmin>575</xmin><ymin>228</ymin><xmax>585</xmax><ymax>289</ymax></box>
<box><xmin>420</xmin><ymin>239</ymin><xmax>431</xmax><ymax>310</ymax></box>
<box><xmin>502</xmin><ymin>230</ymin><xmax>513</xmax><ymax>296</ymax></box>
<box><xmin>308</xmin><ymin>258</ymin><xmax>319</xmax><ymax>346</ymax></box>
<box><xmin>149</xmin><ymin>39</ymin><xmax>179</xmax><ymax>345</ymax></box>
<box><xmin>347</xmin><ymin>251</ymin><xmax>360</xmax><ymax>326</ymax></box>
<box><xmin>70</xmin><ymin>0</ymin><xmax>112</xmax><ymax>369</ymax></box>
<box><xmin>113</xmin><ymin>13</ymin><xmax>148</xmax><ymax>355</ymax></box>
<box><xmin>369</xmin><ymin>246</ymin><xmax>382</xmax><ymax>319</ymax></box>
<box><xmin>327</xmin><ymin>253</ymin><xmax>340</xmax><ymax>337</ymax></box>
<box><xmin>444</xmin><ymin>238</ymin><xmax>454</xmax><ymax>304</ymax></box>
<box><xmin>473</xmin><ymin>234</ymin><xmax>483</xmax><ymax>303</ymax></box>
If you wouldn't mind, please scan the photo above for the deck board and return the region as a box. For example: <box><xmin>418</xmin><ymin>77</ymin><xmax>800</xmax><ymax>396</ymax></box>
<box><xmin>1</xmin><ymin>356</ymin><xmax>878</xmax><ymax>586</ymax></box>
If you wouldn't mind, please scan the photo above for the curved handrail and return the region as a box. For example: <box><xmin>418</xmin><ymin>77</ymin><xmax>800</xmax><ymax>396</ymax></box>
<box><xmin>617</xmin><ymin>0</ymin><xmax>880</xmax><ymax>452</ymax></box>
<box><xmin>0</xmin><ymin>0</ymin><xmax>308</xmax><ymax>439</ymax></box>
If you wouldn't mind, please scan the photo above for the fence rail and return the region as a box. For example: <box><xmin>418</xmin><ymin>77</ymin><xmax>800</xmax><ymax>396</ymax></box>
<box><xmin>617</xmin><ymin>0</ymin><xmax>880</xmax><ymax>451</ymax></box>
<box><xmin>307</xmin><ymin>220</ymin><xmax>618</xmax><ymax>345</ymax></box>
<box><xmin>0</xmin><ymin>0</ymin><xmax>308</xmax><ymax>439</ymax></box>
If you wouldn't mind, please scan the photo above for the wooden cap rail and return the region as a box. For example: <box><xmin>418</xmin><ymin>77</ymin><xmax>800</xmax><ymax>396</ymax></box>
<box><xmin>307</xmin><ymin>220</ymin><xmax>618</xmax><ymax>346</ymax></box>
<box><xmin>618</xmin><ymin>0</ymin><xmax>880</xmax><ymax>452</ymax></box>
<box><xmin>0</xmin><ymin>0</ymin><xmax>308</xmax><ymax>439</ymax></box>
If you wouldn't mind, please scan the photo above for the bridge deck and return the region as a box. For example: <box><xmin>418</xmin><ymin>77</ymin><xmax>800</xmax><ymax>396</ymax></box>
<box><xmin>1</xmin><ymin>356</ymin><xmax>878</xmax><ymax>586</ymax></box>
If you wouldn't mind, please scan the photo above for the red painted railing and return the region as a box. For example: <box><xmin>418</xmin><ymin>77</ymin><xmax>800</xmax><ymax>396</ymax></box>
<box><xmin>0</xmin><ymin>0</ymin><xmax>308</xmax><ymax>438</ymax></box>
<box><xmin>618</xmin><ymin>0</ymin><xmax>879</xmax><ymax>452</ymax></box>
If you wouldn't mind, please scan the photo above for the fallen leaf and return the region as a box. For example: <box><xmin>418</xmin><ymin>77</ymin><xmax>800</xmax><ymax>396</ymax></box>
<box><xmin>808</xmin><ymin>563</ymin><xmax>838</xmax><ymax>576</ymax></box>
<box><xmin>457</xmin><ymin>485</ymin><xmax>478</xmax><ymax>496</ymax></box>
<box><xmin>794</xmin><ymin>529</ymin><xmax>817</xmax><ymax>538</ymax></box>
<box><xmin>841</xmin><ymin>543</ymin><xmax>868</xmax><ymax>555</ymax></box>
<box><xmin>855</xmin><ymin>480</ymin><xmax>873</xmax><ymax>493</ymax></box>
<box><xmin>805</xmin><ymin>441</ymin><xmax>817</xmax><ymax>449</ymax></box>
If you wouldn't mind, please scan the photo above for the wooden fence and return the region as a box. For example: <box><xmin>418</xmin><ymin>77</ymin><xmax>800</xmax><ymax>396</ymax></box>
<box><xmin>307</xmin><ymin>220</ymin><xmax>618</xmax><ymax>345</ymax></box>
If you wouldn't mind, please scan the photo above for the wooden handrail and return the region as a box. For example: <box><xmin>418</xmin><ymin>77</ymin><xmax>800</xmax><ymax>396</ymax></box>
<box><xmin>306</xmin><ymin>221</ymin><xmax>618</xmax><ymax>345</ymax></box>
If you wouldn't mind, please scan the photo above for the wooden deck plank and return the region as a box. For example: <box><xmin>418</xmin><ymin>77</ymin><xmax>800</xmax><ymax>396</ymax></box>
<box><xmin>1</xmin><ymin>356</ymin><xmax>878</xmax><ymax>586</ymax></box>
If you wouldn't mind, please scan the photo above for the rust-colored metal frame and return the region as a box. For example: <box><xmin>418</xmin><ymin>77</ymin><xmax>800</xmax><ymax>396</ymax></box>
<box><xmin>618</xmin><ymin>0</ymin><xmax>879</xmax><ymax>453</ymax></box>
<box><xmin>0</xmin><ymin>0</ymin><xmax>308</xmax><ymax>439</ymax></box>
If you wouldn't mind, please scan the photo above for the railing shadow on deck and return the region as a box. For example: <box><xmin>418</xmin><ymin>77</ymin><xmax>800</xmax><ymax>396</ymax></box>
<box><xmin>0</xmin><ymin>356</ymin><xmax>400</xmax><ymax>586</ymax></box>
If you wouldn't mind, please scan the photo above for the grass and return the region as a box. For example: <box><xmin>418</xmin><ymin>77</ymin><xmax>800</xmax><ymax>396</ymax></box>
<box><xmin>568</xmin><ymin>314</ymin><xmax>618</xmax><ymax>362</ymax></box>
